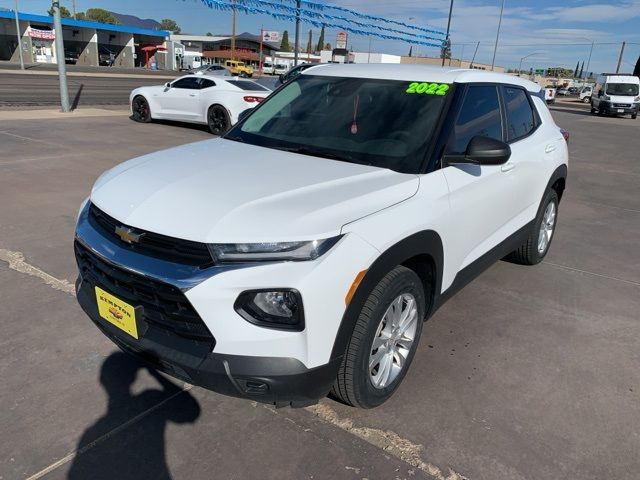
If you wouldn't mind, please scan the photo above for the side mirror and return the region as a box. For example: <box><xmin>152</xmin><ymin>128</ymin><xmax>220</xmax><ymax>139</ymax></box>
<box><xmin>238</xmin><ymin>109</ymin><xmax>252</xmax><ymax>122</ymax></box>
<box><xmin>443</xmin><ymin>136</ymin><xmax>511</xmax><ymax>167</ymax></box>
<box><xmin>164</xmin><ymin>82</ymin><xmax>171</xmax><ymax>91</ymax></box>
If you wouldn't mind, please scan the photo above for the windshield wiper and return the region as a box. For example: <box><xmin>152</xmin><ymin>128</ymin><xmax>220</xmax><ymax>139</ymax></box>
<box><xmin>272</xmin><ymin>145</ymin><xmax>371</xmax><ymax>166</ymax></box>
<box><xmin>224</xmin><ymin>134</ymin><xmax>245</xmax><ymax>143</ymax></box>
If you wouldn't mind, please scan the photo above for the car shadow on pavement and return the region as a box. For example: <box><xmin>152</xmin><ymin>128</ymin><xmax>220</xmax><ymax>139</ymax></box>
<box><xmin>67</xmin><ymin>352</ymin><xmax>201</xmax><ymax>480</ymax></box>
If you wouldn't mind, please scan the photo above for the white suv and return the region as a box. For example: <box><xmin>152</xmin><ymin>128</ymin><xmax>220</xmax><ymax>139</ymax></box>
<box><xmin>75</xmin><ymin>65</ymin><xmax>568</xmax><ymax>408</ymax></box>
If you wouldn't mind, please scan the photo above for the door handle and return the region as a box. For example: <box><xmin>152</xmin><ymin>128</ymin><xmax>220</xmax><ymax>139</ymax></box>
<box><xmin>545</xmin><ymin>144</ymin><xmax>557</xmax><ymax>153</ymax></box>
<box><xmin>501</xmin><ymin>162</ymin><xmax>515</xmax><ymax>173</ymax></box>
<box><xmin>189</xmin><ymin>94</ymin><xmax>196</xmax><ymax>97</ymax></box>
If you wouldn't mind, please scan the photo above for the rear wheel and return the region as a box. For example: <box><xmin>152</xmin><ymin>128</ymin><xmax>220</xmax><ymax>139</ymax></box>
<box><xmin>207</xmin><ymin>105</ymin><xmax>230</xmax><ymax>136</ymax></box>
<box><xmin>507</xmin><ymin>189</ymin><xmax>559</xmax><ymax>265</ymax></box>
<box><xmin>632</xmin><ymin>113</ymin><xmax>637</xmax><ymax>119</ymax></box>
<box><xmin>131</xmin><ymin>96</ymin><xmax>151</xmax><ymax>123</ymax></box>
<box><xmin>331</xmin><ymin>266</ymin><xmax>425</xmax><ymax>408</ymax></box>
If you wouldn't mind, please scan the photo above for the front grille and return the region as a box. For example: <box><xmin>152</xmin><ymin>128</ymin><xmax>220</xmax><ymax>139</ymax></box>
<box><xmin>88</xmin><ymin>204</ymin><xmax>214</xmax><ymax>267</ymax></box>
<box><xmin>75</xmin><ymin>241</ymin><xmax>215</xmax><ymax>346</ymax></box>
<box><xmin>613</xmin><ymin>103</ymin><xmax>632</xmax><ymax>108</ymax></box>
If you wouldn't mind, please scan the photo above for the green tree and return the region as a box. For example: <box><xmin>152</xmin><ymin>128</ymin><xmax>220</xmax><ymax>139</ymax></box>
<box><xmin>83</xmin><ymin>8</ymin><xmax>120</xmax><ymax>24</ymax></box>
<box><xmin>315</xmin><ymin>25</ymin><xmax>325</xmax><ymax>52</ymax></box>
<box><xmin>206</xmin><ymin>32</ymin><xmax>213</xmax><ymax>36</ymax></box>
<box><xmin>159</xmin><ymin>18</ymin><xmax>181</xmax><ymax>34</ymax></box>
<box><xmin>324</xmin><ymin>42</ymin><xmax>331</xmax><ymax>50</ymax></box>
<box><xmin>47</xmin><ymin>6</ymin><xmax>72</xmax><ymax>17</ymax></box>
<box><xmin>76</xmin><ymin>12</ymin><xmax>86</xmax><ymax>20</ymax></box>
<box><xmin>633</xmin><ymin>56</ymin><xmax>640</xmax><ymax>77</ymax></box>
<box><xmin>280</xmin><ymin>30</ymin><xmax>291</xmax><ymax>52</ymax></box>
<box><xmin>305</xmin><ymin>29</ymin><xmax>313</xmax><ymax>54</ymax></box>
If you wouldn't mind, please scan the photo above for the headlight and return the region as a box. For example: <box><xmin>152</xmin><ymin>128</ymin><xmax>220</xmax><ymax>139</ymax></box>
<box><xmin>209</xmin><ymin>236</ymin><xmax>342</xmax><ymax>263</ymax></box>
<box><xmin>634</xmin><ymin>96</ymin><xmax>640</xmax><ymax>102</ymax></box>
<box><xmin>603</xmin><ymin>95</ymin><xmax>611</xmax><ymax>101</ymax></box>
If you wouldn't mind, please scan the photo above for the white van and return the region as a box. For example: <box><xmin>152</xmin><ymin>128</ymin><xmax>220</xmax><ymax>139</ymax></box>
<box><xmin>590</xmin><ymin>74</ymin><xmax>639</xmax><ymax>119</ymax></box>
<box><xmin>262</xmin><ymin>62</ymin><xmax>275</xmax><ymax>75</ymax></box>
<box><xmin>181</xmin><ymin>51</ymin><xmax>203</xmax><ymax>71</ymax></box>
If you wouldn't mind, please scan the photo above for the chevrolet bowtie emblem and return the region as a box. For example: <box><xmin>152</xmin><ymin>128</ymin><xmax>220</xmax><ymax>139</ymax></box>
<box><xmin>114</xmin><ymin>226</ymin><xmax>144</xmax><ymax>244</ymax></box>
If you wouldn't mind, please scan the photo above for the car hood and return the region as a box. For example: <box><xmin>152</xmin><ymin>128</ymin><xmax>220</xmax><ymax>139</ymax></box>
<box><xmin>90</xmin><ymin>139</ymin><xmax>419</xmax><ymax>243</ymax></box>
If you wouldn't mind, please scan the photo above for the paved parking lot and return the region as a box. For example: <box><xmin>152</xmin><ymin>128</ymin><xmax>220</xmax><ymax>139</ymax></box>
<box><xmin>0</xmin><ymin>106</ymin><xmax>639</xmax><ymax>480</ymax></box>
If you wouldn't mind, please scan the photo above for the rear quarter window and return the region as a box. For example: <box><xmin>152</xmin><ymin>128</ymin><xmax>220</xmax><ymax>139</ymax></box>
<box><xmin>502</xmin><ymin>86</ymin><xmax>536</xmax><ymax>141</ymax></box>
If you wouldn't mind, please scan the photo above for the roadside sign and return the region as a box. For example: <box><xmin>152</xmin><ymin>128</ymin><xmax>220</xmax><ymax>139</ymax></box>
<box><xmin>262</xmin><ymin>31</ymin><xmax>280</xmax><ymax>42</ymax></box>
<box><xmin>336</xmin><ymin>31</ymin><xmax>347</xmax><ymax>49</ymax></box>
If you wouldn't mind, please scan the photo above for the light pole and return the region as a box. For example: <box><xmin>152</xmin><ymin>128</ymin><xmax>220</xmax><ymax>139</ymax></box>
<box><xmin>294</xmin><ymin>0</ymin><xmax>300</xmax><ymax>66</ymax></box>
<box><xmin>441</xmin><ymin>0</ymin><xmax>454</xmax><ymax>67</ymax></box>
<box><xmin>51</xmin><ymin>1</ymin><xmax>70</xmax><ymax>112</ymax></box>
<box><xmin>13</xmin><ymin>0</ymin><xmax>24</xmax><ymax>70</ymax></box>
<box><xmin>584</xmin><ymin>40</ymin><xmax>594</xmax><ymax>81</ymax></box>
<box><xmin>518</xmin><ymin>52</ymin><xmax>542</xmax><ymax>76</ymax></box>
<box><xmin>491</xmin><ymin>0</ymin><xmax>505</xmax><ymax>71</ymax></box>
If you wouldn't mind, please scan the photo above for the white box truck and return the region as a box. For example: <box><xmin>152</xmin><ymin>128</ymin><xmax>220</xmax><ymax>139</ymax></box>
<box><xmin>590</xmin><ymin>74</ymin><xmax>640</xmax><ymax>119</ymax></box>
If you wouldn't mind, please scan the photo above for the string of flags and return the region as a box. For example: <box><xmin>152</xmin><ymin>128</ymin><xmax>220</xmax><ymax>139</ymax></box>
<box><xmin>197</xmin><ymin>0</ymin><xmax>446</xmax><ymax>47</ymax></box>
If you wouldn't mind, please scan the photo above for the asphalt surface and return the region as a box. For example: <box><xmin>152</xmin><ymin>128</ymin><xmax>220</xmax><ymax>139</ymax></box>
<box><xmin>0</xmin><ymin>70</ymin><xmax>280</xmax><ymax>107</ymax></box>
<box><xmin>0</xmin><ymin>105</ymin><xmax>639</xmax><ymax>480</ymax></box>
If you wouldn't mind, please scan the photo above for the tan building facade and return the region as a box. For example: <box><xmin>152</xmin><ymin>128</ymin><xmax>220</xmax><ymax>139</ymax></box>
<box><xmin>400</xmin><ymin>55</ymin><xmax>505</xmax><ymax>73</ymax></box>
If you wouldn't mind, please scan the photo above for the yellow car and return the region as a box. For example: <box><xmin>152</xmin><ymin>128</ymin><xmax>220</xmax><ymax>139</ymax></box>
<box><xmin>225</xmin><ymin>60</ymin><xmax>254</xmax><ymax>77</ymax></box>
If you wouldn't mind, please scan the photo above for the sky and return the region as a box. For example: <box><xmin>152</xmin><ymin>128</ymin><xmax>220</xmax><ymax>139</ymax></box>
<box><xmin>8</xmin><ymin>0</ymin><xmax>640</xmax><ymax>73</ymax></box>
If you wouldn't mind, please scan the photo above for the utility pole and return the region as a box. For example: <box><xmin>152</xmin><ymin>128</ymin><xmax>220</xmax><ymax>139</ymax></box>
<box><xmin>616</xmin><ymin>41</ymin><xmax>626</xmax><ymax>74</ymax></box>
<box><xmin>52</xmin><ymin>1</ymin><xmax>70</xmax><ymax>111</ymax></box>
<box><xmin>294</xmin><ymin>0</ymin><xmax>300</xmax><ymax>66</ymax></box>
<box><xmin>491</xmin><ymin>0</ymin><xmax>505</xmax><ymax>71</ymax></box>
<box><xmin>230</xmin><ymin>0</ymin><xmax>236</xmax><ymax>61</ymax></box>
<box><xmin>442</xmin><ymin>0</ymin><xmax>454</xmax><ymax>67</ymax></box>
<box><xmin>469</xmin><ymin>41</ymin><xmax>479</xmax><ymax>69</ymax></box>
<box><xmin>259</xmin><ymin>25</ymin><xmax>263</xmax><ymax>75</ymax></box>
<box><xmin>71</xmin><ymin>0</ymin><xmax>77</xmax><ymax>19</ymax></box>
<box><xmin>13</xmin><ymin>0</ymin><xmax>24</xmax><ymax>70</ymax></box>
<box><xmin>584</xmin><ymin>40</ymin><xmax>594</xmax><ymax>81</ymax></box>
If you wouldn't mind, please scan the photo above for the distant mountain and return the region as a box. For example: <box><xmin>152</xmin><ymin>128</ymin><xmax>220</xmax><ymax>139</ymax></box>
<box><xmin>110</xmin><ymin>12</ymin><xmax>161</xmax><ymax>30</ymax></box>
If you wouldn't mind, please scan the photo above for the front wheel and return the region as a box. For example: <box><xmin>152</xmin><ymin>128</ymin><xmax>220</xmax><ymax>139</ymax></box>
<box><xmin>632</xmin><ymin>113</ymin><xmax>637</xmax><ymax>119</ymax></box>
<box><xmin>507</xmin><ymin>189</ymin><xmax>559</xmax><ymax>265</ymax></box>
<box><xmin>582</xmin><ymin>96</ymin><xmax>591</xmax><ymax>104</ymax></box>
<box><xmin>207</xmin><ymin>105</ymin><xmax>231</xmax><ymax>136</ymax></box>
<box><xmin>131</xmin><ymin>96</ymin><xmax>151</xmax><ymax>123</ymax></box>
<box><xmin>331</xmin><ymin>266</ymin><xmax>425</xmax><ymax>408</ymax></box>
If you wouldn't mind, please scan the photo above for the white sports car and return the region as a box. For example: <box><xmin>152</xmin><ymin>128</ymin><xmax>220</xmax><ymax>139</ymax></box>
<box><xmin>130</xmin><ymin>74</ymin><xmax>271</xmax><ymax>135</ymax></box>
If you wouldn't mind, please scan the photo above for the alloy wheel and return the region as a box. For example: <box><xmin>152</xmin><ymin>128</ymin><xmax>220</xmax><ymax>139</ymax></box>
<box><xmin>369</xmin><ymin>293</ymin><xmax>418</xmax><ymax>389</ymax></box>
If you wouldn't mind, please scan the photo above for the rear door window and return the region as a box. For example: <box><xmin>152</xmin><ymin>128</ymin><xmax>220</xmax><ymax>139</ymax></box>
<box><xmin>446</xmin><ymin>85</ymin><xmax>503</xmax><ymax>154</ymax></box>
<box><xmin>502</xmin><ymin>86</ymin><xmax>536</xmax><ymax>141</ymax></box>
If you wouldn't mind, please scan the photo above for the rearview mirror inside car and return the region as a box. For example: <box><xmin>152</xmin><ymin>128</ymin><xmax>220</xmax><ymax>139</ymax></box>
<box><xmin>443</xmin><ymin>136</ymin><xmax>511</xmax><ymax>167</ymax></box>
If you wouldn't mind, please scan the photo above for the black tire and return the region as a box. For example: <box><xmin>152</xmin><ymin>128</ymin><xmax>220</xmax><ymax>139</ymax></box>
<box><xmin>507</xmin><ymin>189</ymin><xmax>559</xmax><ymax>265</ymax></box>
<box><xmin>207</xmin><ymin>105</ymin><xmax>231</xmax><ymax>136</ymax></box>
<box><xmin>239</xmin><ymin>72</ymin><xmax>248</xmax><ymax>78</ymax></box>
<box><xmin>582</xmin><ymin>96</ymin><xmax>591</xmax><ymax>104</ymax></box>
<box><xmin>331</xmin><ymin>266</ymin><xmax>425</xmax><ymax>408</ymax></box>
<box><xmin>590</xmin><ymin>106</ymin><xmax>597</xmax><ymax>114</ymax></box>
<box><xmin>632</xmin><ymin>113</ymin><xmax>637</xmax><ymax>119</ymax></box>
<box><xmin>131</xmin><ymin>96</ymin><xmax>151</xmax><ymax>123</ymax></box>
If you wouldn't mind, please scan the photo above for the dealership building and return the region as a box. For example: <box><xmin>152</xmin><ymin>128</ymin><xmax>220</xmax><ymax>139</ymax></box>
<box><xmin>0</xmin><ymin>10</ymin><xmax>168</xmax><ymax>68</ymax></box>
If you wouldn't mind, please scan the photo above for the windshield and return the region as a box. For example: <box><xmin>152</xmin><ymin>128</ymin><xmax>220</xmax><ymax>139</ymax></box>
<box><xmin>227</xmin><ymin>75</ymin><xmax>449</xmax><ymax>173</ymax></box>
<box><xmin>606</xmin><ymin>83</ymin><xmax>639</xmax><ymax>96</ymax></box>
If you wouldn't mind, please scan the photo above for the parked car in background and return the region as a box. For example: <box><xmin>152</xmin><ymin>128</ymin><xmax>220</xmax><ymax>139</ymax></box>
<box><xmin>567</xmin><ymin>87</ymin><xmax>579</xmax><ymax>95</ymax></box>
<box><xmin>81</xmin><ymin>65</ymin><xmax>568</xmax><ymax>408</ymax></box>
<box><xmin>129</xmin><ymin>75</ymin><xmax>270</xmax><ymax>135</ymax></box>
<box><xmin>556</xmin><ymin>88</ymin><xmax>569</xmax><ymax>96</ymax></box>
<box><xmin>262</xmin><ymin>62</ymin><xmax>275</xmax><ymax>75</ymax></box>
<box><xmin>225</xmin><ymin>60</ymin><xmax>254</xmax><ymax>77</ymax></box>
<box><xmin>544</xmin><ymin>86</ymin><xmax>557</xmax><ymax>104</ymax></box>
<box><xmin>591</xmin><ymin>74</ymin><xmax>639</xmax><ymax>118</ymax></box>
<box><xmin>579</xmin><ymin>86</ymin><xmax>592</xmax><ymax>103</ymax></box>
<box><xmin>190</xmin><ymin>64</ymin><xmax>231</xmax><ymax>76</ymax></box>
<box><xmin>274</xmin><ymin>64</ymin><xmax>289</xmax><ymax>75</ymax></box>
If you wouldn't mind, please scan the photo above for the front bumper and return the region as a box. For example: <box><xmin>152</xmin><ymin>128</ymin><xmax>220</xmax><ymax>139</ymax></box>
<box><xmin>598</xmin><ymin>101</ymin><xmax>639</xmax><ymax>114</ymax></box>
<box><xmin>76</xmin><ymin>276</ymin><xmax>340</xmax><ymax>406</ymax></box>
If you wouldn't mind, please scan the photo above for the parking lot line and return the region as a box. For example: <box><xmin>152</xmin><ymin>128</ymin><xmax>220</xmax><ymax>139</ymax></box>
<box><xmin>0</xmin><ymin>248</ymin><xmax>75</xmax><ymax>295</ymax></box>
<box><xmin>542</xmin><ymin>260</ymin><xmax>640</xmax><ymax>287</ymax></box>
<box><xmin>24</xmin><ymin>385</ymin><xmax>193</xmax><ymax>480</ymax></box>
